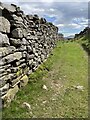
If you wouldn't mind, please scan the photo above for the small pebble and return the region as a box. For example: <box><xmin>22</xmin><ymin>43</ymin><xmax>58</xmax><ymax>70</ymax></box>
<box><xmin>74</xmin><ymin>85</ymin><xmax>84</xmax><ymax>91</ymax></box>
<box><xmin>42</xmin><ymin>101</ymin><xmax>47</xmax><ymax>104</ymax></box>
<box><xmin>22</xmin><ymin>102</ymin><xmax>31</xmax><ymax>110</ymax></box>
<box><xmin>42</xmin><ymin>85</ymin><xmax>48</xmax><ymax>90</ymax></box>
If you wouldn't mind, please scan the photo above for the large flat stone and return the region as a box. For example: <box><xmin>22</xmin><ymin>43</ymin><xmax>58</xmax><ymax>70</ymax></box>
<box><xmin>0</xmin><ymin>16</ymin><xmax>10</xmax><ymax>33</ymax></box>
<box><xmin>1</xmin><ymin>3</ymin><xmax>16</xmax><ymax>13</ymax></box>
<box><xmin>12</xmin><ymin>28</ymin><xmax>23</xmax><ymax>38</ymax></box>
<box><xmin>2</xmin><ymin>85</ymin><xmax>19</xmax><ymax>107</ymax></box>
<box><xmin>3</xmin><ymin>52</ymin><xmax>22</xmax><ymax>64</ymax></box>
<box><xmin>0</xmin><ymin>46</ymin><xmax>16</xmax><ymax>58</ymax></box>
<box><xmin>0</xmin><ymin>52</ymin><xmax>22</xmax><ymax>66</ymax></box>
<box><xmin>0</xmin><ymin>32</ymin><xmax>10</xmax><ymax>47</ymax></box>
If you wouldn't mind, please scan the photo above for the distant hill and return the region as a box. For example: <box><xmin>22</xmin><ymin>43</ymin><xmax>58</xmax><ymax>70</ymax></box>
<box><xmin>74</xmin><ymin>27</ymin><xmax>89</xmax><ymax>39</ymax></box>
<box><xmin>58</xmin><ymin>33</ymin><xmax>64</xmax><ymax>40</ymax></box>
<box><xmin>65</xmin><ymin>35</ymin><xmax>75</xmax><ymax>40</ymax></box>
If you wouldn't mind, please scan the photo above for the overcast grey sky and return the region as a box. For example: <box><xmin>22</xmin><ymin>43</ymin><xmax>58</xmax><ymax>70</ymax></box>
<box><xmin>1</xmin><ymin>0</ymin><xmax>89</xmax><ymax>37</ymax></box>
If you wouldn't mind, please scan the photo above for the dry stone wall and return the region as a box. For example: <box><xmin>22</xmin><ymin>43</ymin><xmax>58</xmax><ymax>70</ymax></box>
<box><xmin>0</xmin><ymin>2</ymin><xmax>59</xmax><ymax>106</ymax></box>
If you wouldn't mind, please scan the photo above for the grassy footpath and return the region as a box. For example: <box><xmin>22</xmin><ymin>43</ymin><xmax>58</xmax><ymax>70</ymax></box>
<box><xmin>2</xmin><ymin>41</ymin><xmax>88</xmax><ymax>118</ymax></box>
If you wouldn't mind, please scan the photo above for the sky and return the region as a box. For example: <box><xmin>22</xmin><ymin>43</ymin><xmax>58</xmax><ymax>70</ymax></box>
<box><xmin>1</xmin><ymin>0</ymin><xmax>89</xmax><ymax>37</ymax></box>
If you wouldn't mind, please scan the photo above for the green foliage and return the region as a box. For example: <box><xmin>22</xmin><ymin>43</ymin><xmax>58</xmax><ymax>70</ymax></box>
<box><xmin>16</xmin><ymin>67</ymin><xmax>22</xmax><ymax>77</ymax></box>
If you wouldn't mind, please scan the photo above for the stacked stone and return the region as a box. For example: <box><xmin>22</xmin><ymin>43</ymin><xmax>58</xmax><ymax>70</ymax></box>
<box><xmin>0</xmin><ymin>2</ymin><xmax>59</xmax><ymax>106</ymax></box>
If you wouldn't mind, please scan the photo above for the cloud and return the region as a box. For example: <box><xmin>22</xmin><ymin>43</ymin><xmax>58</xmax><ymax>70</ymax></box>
<box><xmin>0</xmin><ymin>0</ymin><xmax>89</xmax><ymax>36</ymax></box>
<box><xmin>68</xmin><ymin>23</ymin><xmax>81</xmax><ymax>29</ymax></box>
<box><xmin>1</xmin><ymin>0</ymin><xmax>19</xmax><ymax>5</ymax></box>
<box><xmin>57</xmin><ymin>24</ymin><xmax>65</xmax><ymax>27</ymax></box>
<box><xmin>2</xmin><ymin>0</ymin><xmax>89</xmax><ymax>2</ymax></box>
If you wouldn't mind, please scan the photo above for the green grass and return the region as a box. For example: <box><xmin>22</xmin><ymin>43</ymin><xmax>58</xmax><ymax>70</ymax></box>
<box><xmin>2</xmin><ymin>41</ymin><xmax>88</xmax><ymax>118</ymax></box>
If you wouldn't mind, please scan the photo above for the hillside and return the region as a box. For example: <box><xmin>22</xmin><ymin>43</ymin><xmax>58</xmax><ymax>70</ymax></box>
<box><xmin>74</xmin><ymin>27</ymin><xmax>90</xmax><ymax>52</ymax></box>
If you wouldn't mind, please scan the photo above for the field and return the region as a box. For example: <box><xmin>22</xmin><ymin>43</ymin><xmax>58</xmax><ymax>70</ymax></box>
<box><xmin>2</xmin><ymin>41</ymin><xmax>88</xmax><ymax>118</ymax></box>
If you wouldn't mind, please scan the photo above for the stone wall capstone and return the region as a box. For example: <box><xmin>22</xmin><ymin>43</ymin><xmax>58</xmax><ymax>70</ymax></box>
<box><xmin>0</xmin><ymin>2</ymin><xmax>59</xmax><ymax>107</ymax></box>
